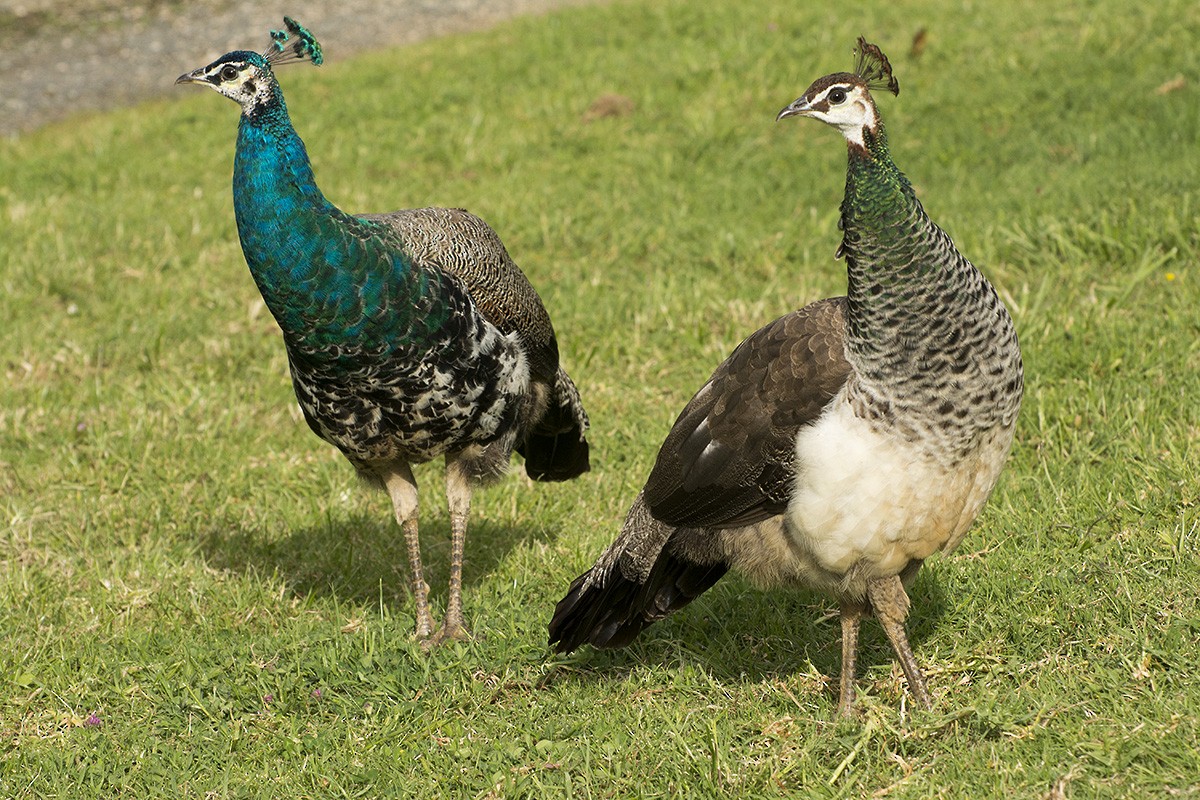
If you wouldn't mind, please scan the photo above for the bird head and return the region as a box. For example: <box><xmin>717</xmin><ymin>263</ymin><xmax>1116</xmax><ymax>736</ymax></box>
<box><xmin>176</xmin><ymin>17</ymin><xmax>323</xmax><ymax>114</ymax></box>
<box><xmin>175</xmin><ymin>50</ymin><xmax>278</xmax><ymax>110</ymax></box>
<box><xmin>776</xmin><ymin>38</ymin><xmax>899</xmax><ymax>148</ymax></box>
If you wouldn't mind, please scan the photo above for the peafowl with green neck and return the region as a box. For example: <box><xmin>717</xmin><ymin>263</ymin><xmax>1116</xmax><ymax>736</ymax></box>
<box><xmin>549</xmin><ymin>39</ymin><xmax>1022</xmax><ymax>713</ymax></box>
<box><xmin>178</xmin><ymin>18</ymin><xmax>589</xmax><ymax>647</ymax></box>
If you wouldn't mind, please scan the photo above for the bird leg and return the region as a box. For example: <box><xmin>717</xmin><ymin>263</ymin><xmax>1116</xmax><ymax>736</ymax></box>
<box><xmin>837</xmin><ymin>599</ymin><xmax>867</xmax><ymax>717</ymax></box>
<box><xmin>426</xmin><ymin>458</ymin><xmax>473</xmax><ymax>647</ymax></box>
<box><xmin>383</xmin><ymin>465</ymin><xmax>435</xmax><ymax>641</ymax></box>
<box><xmin>866</xmin><ymin>575</ymin><xmax>933</xmax><ymax>711</ymax></box>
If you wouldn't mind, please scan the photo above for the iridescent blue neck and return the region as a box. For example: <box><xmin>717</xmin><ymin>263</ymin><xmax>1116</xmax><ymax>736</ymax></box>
<box><xmin>235</xmin><ymin>97</ymin><xmax>332</xmax><ymax>207</ymax></box>
<box><xmin>232</xmin><ymin>97</ymin><xmax>364</xmax><ymax>341</ymax></box>
<box><xmin>229</xmin><ymin>93</ymin><xmax>441</xmax><ymax>356</ymax></box>
<box><xmin>233</xmin><ymin>95</ymin><xmax>335</xmax><ymax>292</ymax></box>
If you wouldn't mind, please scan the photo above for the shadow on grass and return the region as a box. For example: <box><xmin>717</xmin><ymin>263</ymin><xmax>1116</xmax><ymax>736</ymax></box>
<box><xmin>199</xmin><ymin>506</ymin><xmax>553</xmax><ymax>612</ymax></box>
<box><xmin>544</xmin><ymin>568</ymin><xmax>950</xmax><ymax>698</ymax></box>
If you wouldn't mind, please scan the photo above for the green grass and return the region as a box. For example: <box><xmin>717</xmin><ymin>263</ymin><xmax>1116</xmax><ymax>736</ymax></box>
<box><xmin>2</xmin><ymin>0</ymin><xmax>1199</xmax><ymax>796</ymax></box>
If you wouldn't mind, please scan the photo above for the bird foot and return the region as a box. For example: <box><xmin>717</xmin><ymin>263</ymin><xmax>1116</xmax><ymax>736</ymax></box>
<box><xmin>419</xmin><ymin>621</ymin><xmax>472</xmax><ymax>651</ymax></box>
<box><xmin>412</xmin><ymin>609</ymin><xmax>436</xmax><ymax>642</ymax></box>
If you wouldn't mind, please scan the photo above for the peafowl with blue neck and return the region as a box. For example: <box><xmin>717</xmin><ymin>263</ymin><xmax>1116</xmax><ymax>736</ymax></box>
<box><xmin>178</xmin><ymin>18</ymin><xmax>590</xmax><ymax>648</ymax></box>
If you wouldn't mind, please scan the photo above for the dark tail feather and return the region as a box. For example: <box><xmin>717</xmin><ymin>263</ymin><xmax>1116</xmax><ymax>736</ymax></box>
<box><xmin>519</xmin><ymin>366</ymin><xmax>590</xmax><ymax>482</ymax></box>
<box><xmin>548</xmin><ymin>549</ymin><xmax>728</xmax><ymax>653</ymax></box>
<box><xmin>518</xmin><ymin>429</ymin><xmax>590</xmax><ymax>482</ymax></box>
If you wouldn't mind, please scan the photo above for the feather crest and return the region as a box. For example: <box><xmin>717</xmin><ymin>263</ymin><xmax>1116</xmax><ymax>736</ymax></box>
<box><xmin>263</xmin><ymin>17</ymin><xmax>324</xmax><ymax>67</ymax></box>
<box><xmin>853</xmin><ymin>37</ymin><xmax>899</xmax><ymax>96</ymax></box>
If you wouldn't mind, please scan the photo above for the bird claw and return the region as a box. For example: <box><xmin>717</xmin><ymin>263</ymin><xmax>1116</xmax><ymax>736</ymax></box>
<box><xmin>419</xmin><ymin>621</ymin><xmax>472</xmax><ymax>651</ymax></box>
<box><xmin>412</xmin><ymin>609</ymin><xmax>436</xmax><ymax>642</ymax></box>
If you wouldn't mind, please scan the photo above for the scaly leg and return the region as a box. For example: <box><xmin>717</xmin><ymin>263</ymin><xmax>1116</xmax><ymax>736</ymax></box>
<box><xmin>837</xmin><ymin>599</ymin><xmax>867</xmax><ymax>717</ymax></box>
<box><xmin>867</xmin><ymin>575</ymin><xmax>933</xmax><ymax>711</ymax></box>
<box><xmin>382</xmin><ymin>464</ymin><xmax>435</xmax><ymax>641</ymax></box>
<box><xmin>427</xmin><ymin>457</ymin><xmax>473</xmax><ymax>647</ymax></box>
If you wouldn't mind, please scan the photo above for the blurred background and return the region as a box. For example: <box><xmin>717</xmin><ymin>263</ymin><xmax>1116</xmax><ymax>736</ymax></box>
<box><xmin>1</xmin><ymin>0</ymin><xmax>593</xmax><ymax>136</ymax></box>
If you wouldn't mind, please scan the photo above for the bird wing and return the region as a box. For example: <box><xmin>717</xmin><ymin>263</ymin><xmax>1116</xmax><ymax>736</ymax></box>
<box><xmin>360</xmin><ymin>207</ymin><xmax>560</xmax><ymax>384</ymax></box>
<box><xmin>642</xmin><ymin>297</ymin><xmax>851</xmax><ymax>528</ymax></box>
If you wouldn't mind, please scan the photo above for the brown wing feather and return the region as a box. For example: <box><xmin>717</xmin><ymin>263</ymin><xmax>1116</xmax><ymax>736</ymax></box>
<box><xmin>643</xmin><ymin>297</ymin><xmax>850</xmax><ymax>528</ymax></box>
<box><xmin>360</xmin><ymin>207</ymin><xmax>560</xmax><ymax>384</ymax></box>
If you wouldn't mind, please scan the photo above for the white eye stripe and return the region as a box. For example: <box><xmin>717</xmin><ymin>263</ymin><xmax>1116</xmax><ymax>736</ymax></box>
<box><xmin>825</xmin><ymin>84</ymin><xmax>855</xmax><ymax>104</ymax></box>
<box><xmin>216</xmin><ymin>64</ymin><xmax>242</xmax><ymax>82</ymax></box>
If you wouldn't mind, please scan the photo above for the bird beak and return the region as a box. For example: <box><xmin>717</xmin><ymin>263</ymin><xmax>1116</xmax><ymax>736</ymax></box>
<box><xmin>776</xmin><ymin>97</ymin><xmax>812</xmax><ymax>122</ymax></box>
<box><xmin>175</xmin><ymin>68</ymin><xmax>207</xmax><ymax>86</ymax></box>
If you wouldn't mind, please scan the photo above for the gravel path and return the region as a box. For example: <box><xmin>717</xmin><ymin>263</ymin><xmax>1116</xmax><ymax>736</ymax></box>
<box><xmin>0</xmin><ymin>0</ymin><xmax>595</xmax><ymax>137</ymax></box>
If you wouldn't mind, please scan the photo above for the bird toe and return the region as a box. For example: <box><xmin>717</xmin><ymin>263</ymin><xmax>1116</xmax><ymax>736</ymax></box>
<box><xmin>421</xmin><ymin>621</ymin><xmax>473</xmax><ymax>651</ymax></box>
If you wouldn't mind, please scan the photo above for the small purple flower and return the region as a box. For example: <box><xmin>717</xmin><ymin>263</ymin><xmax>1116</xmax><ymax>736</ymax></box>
<box><xmin>311</xmin><ymin>688</ymin><xmax>322</xmax><ymax>699</ymax></box>
<box><xmin>84</xmin><ymin>712</ymin><xmax>102</xmax><ymax>727</ymax></box>
<box><xmin>263</xmin><ymin>694</ymin><xmax>274</xmax><ymax>705</ymax></box>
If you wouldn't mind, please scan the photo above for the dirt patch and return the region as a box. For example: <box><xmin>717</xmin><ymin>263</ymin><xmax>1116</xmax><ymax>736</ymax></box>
<box><xmin>0</xmin><ymin>0</ymin><xmax>595</xmax><ymax>137</ymax></box>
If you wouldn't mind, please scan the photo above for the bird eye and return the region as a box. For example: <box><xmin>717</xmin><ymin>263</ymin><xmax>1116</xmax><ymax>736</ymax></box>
<box><xmin>828</xmin><ymin>88</ymin><xmax>848</xmax><ymax>104</ymax></box>
<box><xmin>219</xmin><ymin>65</ymin><xmax>239</xmax><ymax>82</ymax></box>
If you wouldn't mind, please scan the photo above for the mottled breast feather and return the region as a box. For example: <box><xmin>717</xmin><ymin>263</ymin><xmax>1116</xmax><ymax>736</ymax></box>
<box><xmin>643</xmin><ymin>297</ymin><xmax>851</xmax><ymax>528</ymax></box>
<box><xmin>283</xmin><ymin>268</ymin><xmax>526</xmax><ymax>470</ymax></box>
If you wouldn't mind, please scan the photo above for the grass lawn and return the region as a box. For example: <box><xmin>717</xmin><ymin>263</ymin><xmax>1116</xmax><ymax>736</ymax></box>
<box><xmin>2</xmin><ymin>0</ymin><xmax>1199</xmax><ymax>796</ymax></box>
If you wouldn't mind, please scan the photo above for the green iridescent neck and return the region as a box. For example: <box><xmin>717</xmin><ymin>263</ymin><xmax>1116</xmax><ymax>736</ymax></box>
<box><xmin>838</xmin><ymin>118</ymin><xmax>955</xmax><ymax>378</ymax></box>
<box><xmin>842</xmin><ymin>121</ymin><xmax>911</xmax><ymax>220</ymax></box>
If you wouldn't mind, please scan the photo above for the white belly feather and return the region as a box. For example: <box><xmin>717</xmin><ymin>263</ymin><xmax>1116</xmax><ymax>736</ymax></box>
<box><xmin>789</xmin><ymin>395</ymin><xmax>1011</xmax><ymax>589</ymax></box>
<box><xmin>721</xmin><ymin>391</ymin><xmax>1014</xmax><ymax>599</ymax></box>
